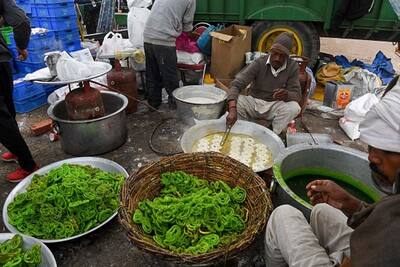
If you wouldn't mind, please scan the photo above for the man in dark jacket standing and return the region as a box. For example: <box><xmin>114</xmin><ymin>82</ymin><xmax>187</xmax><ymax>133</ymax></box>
<box><xmin>0</xmin><ymin>0</ymin><xmax>38</xmax><ymax>182</ymax></box>
<box><xmin>143</xmin><ymin>0</ymin><xmax>196</xmax><ymax>110</ymax></box>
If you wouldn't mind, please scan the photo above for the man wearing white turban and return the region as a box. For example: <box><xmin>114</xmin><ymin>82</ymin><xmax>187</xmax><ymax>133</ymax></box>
<box><xmin>264</xmin><ymin>79</ymin><xmax>400</xmax><ymax>267</ymax></box>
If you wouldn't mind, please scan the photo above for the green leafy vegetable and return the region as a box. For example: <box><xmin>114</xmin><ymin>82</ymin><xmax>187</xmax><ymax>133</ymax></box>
<box><xmin>8</xmin><ymin>164</ymin><xmax>124</xmax><ymax>240</ymax></box>
<box><xmin>0</xmin><ymin>234</ymin><xmax>41</xmax><ymax>267</ymax></box>
<box><xmin>132</xmin><ymin>171</ymin><xmax>247</xmax><ymax>254</ymax></box>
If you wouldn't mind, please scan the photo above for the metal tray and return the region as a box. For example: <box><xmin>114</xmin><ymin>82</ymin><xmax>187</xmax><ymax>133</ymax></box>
<box><xmin>0</xmin><ymin>233</ymin><xmax>57</xmax><ymax>267</ymax></box>
<box><xmin>26</xmin><ymin>62</ymin><xmax>112</xmax><ymax>85</ymax></box>
<box><xmin>181</xmin><ymin>119</ymin><xmax>285</xmax><ymax>172</ymax></box>
<box><xmin>3</xmin><ymin>157</ymin><xmax>128</xmax><ymax>243</ymax></box>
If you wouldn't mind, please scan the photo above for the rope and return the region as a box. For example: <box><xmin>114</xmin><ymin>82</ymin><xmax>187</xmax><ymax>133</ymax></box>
<box><xmin>90</xmin><ymin>80</ymin><xmax>181</xmax><ymax>156</ymax></box>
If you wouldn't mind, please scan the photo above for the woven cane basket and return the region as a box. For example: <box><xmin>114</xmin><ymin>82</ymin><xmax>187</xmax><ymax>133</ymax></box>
<box><xmin>118</xmin><ymin>152</ymin><xmax>273</xmax><ymax>264</ymax></box>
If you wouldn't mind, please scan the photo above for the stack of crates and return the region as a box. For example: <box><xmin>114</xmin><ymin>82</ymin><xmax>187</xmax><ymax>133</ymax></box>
<box><xmin>31</xmin><ymin>0</ymin><xmax>82</xmax><ymax>52</ymax></box>
<box><xmin>10</xmin><ymin>30</ymin><xmax>56</xmax><ymax>77</ymax></box>
<box><xmin>13</xmin><ymin>79</ymin><xmax>48</xmax><ymax>113</ymax></box>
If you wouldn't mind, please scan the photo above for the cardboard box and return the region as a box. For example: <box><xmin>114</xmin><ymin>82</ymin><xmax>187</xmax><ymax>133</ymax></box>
<box><xmin>210</xmin><ymin>25</ymin><xmax>252</xmax><ymax>80</ymax></box>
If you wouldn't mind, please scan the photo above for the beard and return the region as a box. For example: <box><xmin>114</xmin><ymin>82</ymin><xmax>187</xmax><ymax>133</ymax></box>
<box><xmin>369</xmin><ymin>163</ymin><xmax>393</xmax><ymax>195</ymax></box>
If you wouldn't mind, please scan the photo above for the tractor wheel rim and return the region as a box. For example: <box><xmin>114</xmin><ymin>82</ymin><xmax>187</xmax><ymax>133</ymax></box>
<box><xmin>257</xmin><ymin>27</ymin><xmax>303</xmax><ymax>56</ymax></box>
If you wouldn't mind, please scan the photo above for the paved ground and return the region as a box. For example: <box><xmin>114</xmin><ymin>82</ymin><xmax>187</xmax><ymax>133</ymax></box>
<box><xmin>0</xmin><ymin>38</ymin><xmax>394</xmax><ymax>266</ymax></box>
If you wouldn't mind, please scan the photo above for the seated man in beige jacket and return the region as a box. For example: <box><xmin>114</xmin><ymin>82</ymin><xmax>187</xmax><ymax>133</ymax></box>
<box><xmin>226</xmin><ymin>32</ymin><xmax>301</xmax><ymax>135</ymax></box>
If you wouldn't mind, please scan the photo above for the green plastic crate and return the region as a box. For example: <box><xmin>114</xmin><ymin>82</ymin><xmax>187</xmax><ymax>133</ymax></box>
<box><xmin>0</xmin><ymin>26</ymin><xmax>13</xmax><ymax>45</ymax></box>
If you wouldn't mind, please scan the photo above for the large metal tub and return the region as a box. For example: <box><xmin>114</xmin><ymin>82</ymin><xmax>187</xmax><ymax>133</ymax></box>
<box><xmin>172</xmin><ymin>85</ymin><xmax>227</xmax><ymax>125</ymax></box>
<box><xmin>272</xmin><ymin>144</ymin><xmax>384</xmax><ymax>218</ymax></box>
<box><xmin>48</xmin><ymin>91</ymin><xmax>128</xmax><ymax>156</ymax></box>
<box><xmin>181</xmin><ymin>119</ymin><xmax>285</xmax><ymax>172</ymax></box>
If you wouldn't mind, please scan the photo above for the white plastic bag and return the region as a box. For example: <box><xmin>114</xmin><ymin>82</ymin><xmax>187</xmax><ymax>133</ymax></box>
<box><xmin>177</xmin><ymin>51</ymin><xmax>204</xmax><ymax>64</ymax></box>
<box><xmin>56</xmin><ymin>52</ymin><xmax>92</xmax><ymax>81</ymax></box>
<box><xmin>339</xmin><ymin>93</ymin><xmax>379</xmax><ymax>140</ymax></box>
<box><xmin>127</xmin><ymin>0</ymin><xmax>151</xmax><ymax>49</ymax></box>
<box><xmin>344</xmin><ymin>68</ymin><xmax>382</xmax><ymax>100</ymax></box>
<box><xmin>97</xmin><ymin>32</ymin><xmax>124</xmax><ymax>57</ymax></box>
<box><xmin>128</xmin><ymin>7</ymin><xmax>150</xmax><ymax>48</ymax></box>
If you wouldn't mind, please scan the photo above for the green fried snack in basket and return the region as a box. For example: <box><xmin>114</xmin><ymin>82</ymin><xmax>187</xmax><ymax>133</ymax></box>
<box><xmin>7</xmin><ymin>164</ymin><xmax>125</xmax><ymax>240</ymax></box>
<box><xmin>0</xmin><ymin>234</ymin><xmax>41</xmax><ymax>267</ymax></box>
<box><xmin>132</xmin><ymin>171</ymin><xmax>247</xmax><ymax>254</ymax></box>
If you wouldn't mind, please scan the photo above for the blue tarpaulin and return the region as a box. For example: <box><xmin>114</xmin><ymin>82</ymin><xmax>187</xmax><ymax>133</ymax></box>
<box><xmin>335</xmin><ymin>51</ymin><xmax>396</xmax><ymax>85</ymax></box>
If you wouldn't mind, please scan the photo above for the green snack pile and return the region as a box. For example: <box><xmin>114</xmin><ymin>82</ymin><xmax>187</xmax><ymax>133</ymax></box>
<box><xmin>0</xmin><ymin>234</ymin><xmax>41</xmax><ymax>267</ymax></box>
<box><xmin>8</xmin><ymin>164</ymin><xmax>124</xmax><ymax>240</ymax></box>
<box><xmin>132</xmin><ymin>171</ymin><xmax>247</xmax><ymax>254</ymax></box>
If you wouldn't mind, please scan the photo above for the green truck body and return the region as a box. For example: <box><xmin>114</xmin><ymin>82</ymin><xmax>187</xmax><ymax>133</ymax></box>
<box><xmin>195</xmin><ymin>0</ymin><xmax>400</xmax><ymax>64</ymax></box>
<box><xmin>195</xmin><ymin>0</ymin><xmax>399</xmax><ymax>39</ymax></box>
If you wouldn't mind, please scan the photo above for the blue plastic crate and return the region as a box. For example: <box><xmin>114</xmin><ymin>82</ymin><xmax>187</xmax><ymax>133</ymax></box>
<box><xmin>54</xmin><ymin>29</ymin><xmax>80</xmax><ymax>43</ymax></box>
<box><xmin>13</xmin><ymin>80</ymin><xmax>46</xmax><ymax>101</ymax></box>
<box><xmin>60</xmin><ymin>40</ymin><xmax>81</xmax><ymax>52</ymax></box>
<box><xmin>37</xmin><ymin>15</ymin><xmax>78</xmax><ymax>31</ymax></box>
<box><xmin>30</xmin><ymin>17</ymin><xmax>40</xmax><ymax>27</ymax></box>
<box><xmin>34</xmin><ymin>0</ymin><xmax>74</xmax><ymax>4</ymax></box>
<box><xmin>14</xmin><ymin>92</ymin><xmax>47</xmax><ymax>113</ymax></box>
<box><xmin>10</xmin><ymin>31</ymin><xmax>56</xmax><ymax>51</ymax></box>
<box><xmin>18</xmin><ymin>2</ymin><xmax>31</xmax><ymax>14</ymax></box>
<box><xmin>43</xmin><ymin>85</ymin><xmax>61</xmax><ymax>96</ymax></box>
<box><xmin>15</xmin><ymin>60</ymin><xmax>45</xmax><ymax>75</ymax></box>
<box><xmin>32</xmin><ymin>3</ymin><xmax>76</xmax><ymax>17</ymax></box>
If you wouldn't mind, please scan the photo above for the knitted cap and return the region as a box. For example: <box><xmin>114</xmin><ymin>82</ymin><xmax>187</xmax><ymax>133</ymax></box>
<box><xmin>271</xmin><ymin>32</ymin><xmax>294</xmax><ymax>56</ymax></box>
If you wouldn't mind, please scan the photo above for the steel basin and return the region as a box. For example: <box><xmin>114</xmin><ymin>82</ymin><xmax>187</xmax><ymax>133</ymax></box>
<box><xmin>272</xmin><ymin>144</ymin><xmax>385</xmax><ymax>218</ymax></box>
<box><xmin>3</xmin><ymin>157</ymin><xmax>129</xmax><ymax>243</ymax></box>
<box><xmin>181</xmin><ymin>119</ymin><xmax>285</xmax><ymax>172</ymax></box>
<box><xmin>0</xmin><ymin>233</ymin><xmax>57</xmax><ymax>266</ymax></box>
<box><xmin>48</xmin><ymin>91</ymin><xmax>128</xmax><ymax>156</ymax></box>
<box><xmin>172</xmin><ymin>85</ymin><xmax>227</xmax><ymax>125</ymax></box>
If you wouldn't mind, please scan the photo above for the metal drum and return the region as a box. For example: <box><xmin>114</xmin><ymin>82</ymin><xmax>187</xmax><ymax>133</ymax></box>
<box><xmin>48</xmin><ymin>91</ymin><xmax>128</xmax><ymax>156</ymax></box>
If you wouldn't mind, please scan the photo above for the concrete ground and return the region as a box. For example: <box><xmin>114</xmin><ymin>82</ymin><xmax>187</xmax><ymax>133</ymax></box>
<box><xmin>0</xmin><ymin>38</ymin><xmax>394</xmax><ymax>266</ymax></box>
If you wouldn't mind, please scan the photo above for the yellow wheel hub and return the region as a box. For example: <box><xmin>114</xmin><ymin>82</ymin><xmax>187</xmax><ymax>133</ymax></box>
<box><xmin>257</xmin><ymin>27</ymin><xmax>303</xmax><ymax>56</ymax></box>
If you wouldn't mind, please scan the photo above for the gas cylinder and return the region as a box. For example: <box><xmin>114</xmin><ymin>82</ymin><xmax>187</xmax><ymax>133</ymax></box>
<box><xmin>65</xmin><ymin>81</ymin><xmax>105</xmax><ymax>120</ymax></box>
<box><xmin>107</xmin><ymin>59</ymin><xmax>138</xmax><ymax>114</ymax></box>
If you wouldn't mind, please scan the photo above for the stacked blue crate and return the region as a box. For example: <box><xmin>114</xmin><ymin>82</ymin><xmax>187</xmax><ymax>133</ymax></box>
<box><xmin>32</xmin><ymin>0</ymin><xmax>82</xmax><ymax>53</ymax></box>
<box><xmin>10</xmin><ymin>30</ymin><xmax>56</xmax><ymax>77</ymax></box>
<box><xmin>13</xmin><ymin>80</ymin><xmax>47</xmax><ymax>113</ymax></box>
<box><xmin>16</xmin><ymin>0</ymin><xmax>32</xmax><ymax>17</ymax></box>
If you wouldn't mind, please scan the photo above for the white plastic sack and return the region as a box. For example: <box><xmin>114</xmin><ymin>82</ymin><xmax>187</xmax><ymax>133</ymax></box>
<box><xmin>127</xmin><ymin>0</ymin><xmax>152</xmax><ymax>9</ymax></box>
<box><xmin>56</xmin><ymin>52</ymin><xmax>92</xmax><ymax>81</ymax></box>
<box><xmin>344</xmin><ymin>93</ymin><xmax>379</xmax><ymax>122</ymax></box>
<box><xmin>97</xmin><ymin>32</ymin><xmax>124</xmax><ymax>57</ymax></box>
<box><xmin>344</xmin><ymin>68</ymin><xmax>382</xmax><ymax>100</ymax></box>
<box><xmin>56</xmin><ymin>52</ymin><xmax>110</xmax><ymax>81</ymax></box>
<box><xmin>177</xmin><ymin>51</ymin><xmax>204</xmax><ymax>65</ymax></box>
<box><xmin>128</xmin><ymin>7</ymin><xmax>150</xmax><ymax>48</ymax></box>
<box><xmin>339</xmin><ymin>93</ymin><xmax>379</xmax><ymax>140</ymax></box>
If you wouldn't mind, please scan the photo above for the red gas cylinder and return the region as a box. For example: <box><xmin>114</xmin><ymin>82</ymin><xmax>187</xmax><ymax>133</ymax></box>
<box><xmin>107</xmin><ymin>60</ymin><xmax>138</xmax><ymax>114</ymax></box>
<box><xmin>65</xmin><ymin>81</ymin><xmax>105</xmax><ymax>120</ymax></box>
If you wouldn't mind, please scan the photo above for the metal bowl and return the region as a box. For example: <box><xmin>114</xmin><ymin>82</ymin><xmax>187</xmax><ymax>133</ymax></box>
<box><xmin>272</xmin><ymin>144</ymin><xmax>384</xmax><ymax>218</ymax></box>
<box><xmin>48</xmin><ymin>91</ymin><xmax>128</xmax><ymax>156</ymax></box>
<box><xmin>0</xmin><ymin>233</ymin><xmax>57</xmax><ymax>267</ymax></box>
<box><xmin>180</xmin><ymin>119</ymin><xmax>285</xmax><ymax>172</ymax></box>
<box><xmin>172</xmin><ymin>85</ymin><xmax>227</xmax><ymax>125</ymax></box>
<box><xmin>3</xmin><ymin>157</ymin><xmax>128</xmax><ymax>243</ymax></box>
